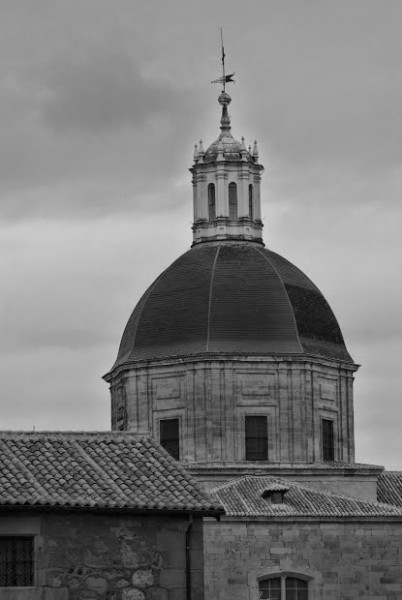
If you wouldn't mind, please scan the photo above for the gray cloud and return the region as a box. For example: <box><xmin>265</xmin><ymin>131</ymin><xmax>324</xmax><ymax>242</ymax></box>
<box><xmin>1</xmin><ymin>0</ymin><xmax>402</xmax><ymax>470</ymax></box>
<box><xmin>41</xmin><ymin>50</ymin><xmax>176</xmax><ymax>134</ymax></box>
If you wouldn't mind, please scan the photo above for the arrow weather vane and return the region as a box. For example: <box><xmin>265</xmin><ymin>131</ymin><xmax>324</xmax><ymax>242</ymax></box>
<box><xmin>211</xmin><ymin>27</ymin><xmax>235</xmax><ymax>92</ymax></box>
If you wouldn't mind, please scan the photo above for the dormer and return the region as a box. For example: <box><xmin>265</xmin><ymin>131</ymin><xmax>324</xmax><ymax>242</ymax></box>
<box><xmin>261</xmin><ymin>484</ymin><xmax>290</xmax><ymax>505</ymax></box>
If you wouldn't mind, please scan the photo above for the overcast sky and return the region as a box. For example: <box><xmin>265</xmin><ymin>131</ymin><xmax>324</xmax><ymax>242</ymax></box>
<box><xmin>1</xmin><ymin>0</ymin><xmax>402</xmax><ymax>469</ymax></box>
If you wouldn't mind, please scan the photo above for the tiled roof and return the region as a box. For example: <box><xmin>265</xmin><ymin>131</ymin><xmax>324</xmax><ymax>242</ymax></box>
<box><xmin>211</xmin><ymin>475</ymin><xmax>402</xmax><ymax>519</ymax></box>
<box><xmin>377</xmin><ymin>471</ymin><xmax>402</xmax><ymax>507</ymax></box>
<box><xmin>0</xmin><ymin>431</ymin><xmax>223</xmax><ymax>515</ymax></box>
<box><xmin>109</xmin><ymin>242</ymin><xmax>353</xmax><ymax>374</ymax></box>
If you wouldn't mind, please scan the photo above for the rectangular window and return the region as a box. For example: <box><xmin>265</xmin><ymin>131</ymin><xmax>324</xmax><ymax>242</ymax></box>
<box><xmin>160</xmin><ymin>418</ymin><xmax>180</xmax><ymax>460</ymax></box>
<box><xmin>245</xmin><ymin>415</ymin><xmax>268</xmax><ymax>461</ymax></box>
<box><xmin>0</xmin><ymin>537</ymin><xmax>34</xmax><ymax>587</ymax></box>
<box><xmin>322</xmin><ymin>418</ymin><xmax>335</xmax><ymax>461</ymax></box>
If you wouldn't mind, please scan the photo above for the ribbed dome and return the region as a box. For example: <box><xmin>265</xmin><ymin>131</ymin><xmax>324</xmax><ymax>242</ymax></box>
<box><xmin>111</xmin><ymin>242</ymin><xmax>353</xmax><ymax>371</ymax></box>
<box><xmin>204</xmin><ymin>133</ymin><xmax>253</xmax><ymax>163</ymax></box>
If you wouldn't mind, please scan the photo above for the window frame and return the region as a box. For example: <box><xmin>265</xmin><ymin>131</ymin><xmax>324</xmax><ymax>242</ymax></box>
<box><xmin>0</xmin><ymin>536</ymin><xmax>35</xmax><ymax>588</ymax></box>
<box><xmin>245</xmin><ymin>415</ymin><xmax>268</xmax><ymax>461</ymax></box>
<box><xmin>208</xmin><ymin>183</ymin><xmax>216</xmax><ymax>222</ymax></box>
<box><xmin>159</xmin><ymin>417</ymin><xmax>180</xmax><ymax>460</ymax></box>
<box><xmin>248</xmin><ymin>183</ymin><xmax>254</xmax><ymax>220</ymax></box>
<box><xmin>228</xmin><ymin>182</ymin><xmax>238</xmax><ymax>221</ymax></box>
<box><xmin>258</xmin><ymin>573</ymin><xmax>311</xmax><ymax>600</ymax></box>
<box><xmin>322</xmin><ymin>417</ymin><xmax>335</xmax><ymax>461</ymax></box>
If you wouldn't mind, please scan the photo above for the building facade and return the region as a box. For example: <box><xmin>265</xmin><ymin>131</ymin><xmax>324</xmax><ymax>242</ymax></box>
<box><xmin>0</xmin><ymin>432</ymin><xmax>222</xmax><ymax>600</ymax></box>
<box><xmin>104</xmin><ymin>89</ymin><xmax>402</xmax><ymax>599</ymax></box>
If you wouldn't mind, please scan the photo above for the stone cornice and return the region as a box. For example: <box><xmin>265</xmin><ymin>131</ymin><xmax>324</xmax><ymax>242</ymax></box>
<box><xmin>103</xmin><ymin>352</ymin><xmax>358</xmax><ymax>382</ymax></box>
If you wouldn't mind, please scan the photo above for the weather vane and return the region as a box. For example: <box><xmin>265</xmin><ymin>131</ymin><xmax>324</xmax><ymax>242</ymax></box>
<box><xmin>211</xmin><ymin>28</ymin><xmax>235</xmax><ymax>92</ymax></box>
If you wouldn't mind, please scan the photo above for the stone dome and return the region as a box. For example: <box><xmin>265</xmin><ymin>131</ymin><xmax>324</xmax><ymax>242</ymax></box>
<box><xmin>204</xmin><ymin>133</ymin><xmax>253</xmax><ymax>163</ymax></box>
<box><xmin>111</xmin><ymin>242</ymin><xmax>353</xmax><ymax>372</ymax></box>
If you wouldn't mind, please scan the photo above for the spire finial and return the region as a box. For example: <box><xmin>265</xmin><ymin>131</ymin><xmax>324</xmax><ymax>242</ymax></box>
<box><xmin>218</xmin><ymin>91</ymin><xmax>232</xmax><ymax>133</ymax></box>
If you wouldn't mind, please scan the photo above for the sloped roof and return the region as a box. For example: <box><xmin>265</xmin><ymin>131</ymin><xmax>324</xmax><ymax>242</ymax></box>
<box><xmin>0</xmin><ymin>431</ymin><xmax>223</xmax><ymax>515</ymax></box>
<box><xmin>109</xmin><ymin>242</ymin><xmax>353</xmax><ymax>374</ymax></box>
<box><xmin>211</xmin><ymin>475</ymin><xmax>402</xmax><ymax>519</ymax></box>
<box><xmin>377</xmin><ymin>471</ymin><xmax>402</xmax><ymax>507</ymax></box>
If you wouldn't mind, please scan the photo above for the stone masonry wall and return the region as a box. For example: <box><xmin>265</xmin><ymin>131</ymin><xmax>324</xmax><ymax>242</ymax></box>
<box><xmin>204</xmin><ymin>518</ymin><xmax>402</xmax><ymax>600</ymax></box>
<box><xmin>0</xmin><ymin>512</ymin><xmax>204</xmax><ymax>600</ymax></box>
<box><xmin>112</xmin><ymin>356</ymin><xmax>355</xmax><ymax>465</ymax></box>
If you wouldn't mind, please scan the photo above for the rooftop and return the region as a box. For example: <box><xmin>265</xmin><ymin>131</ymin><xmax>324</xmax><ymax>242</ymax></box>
<box><xmin>110</xmin><ymin>242</ymin><xmax>353</xmax><ymax>373</ymax></box>
<box><xmin>377</xmin><ymin>471</ymin><xmax>402</xmax><ymax>507</ymax></box>
<box><xmin>0</xmin><ymin>431</ymin><xmax>223</xmax><ymax>515</ymax></box>
<box><xmin>210</xmin><ymin>475</ymin><xmax>402</xmax><ymax>519</ymax></box>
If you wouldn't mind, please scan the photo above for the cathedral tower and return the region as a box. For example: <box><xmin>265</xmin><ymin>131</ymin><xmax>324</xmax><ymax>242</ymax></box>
<box><xmin>104</xmin><ymin>88</ymin><xmax>358</xmax><ymax>484</ymax></box>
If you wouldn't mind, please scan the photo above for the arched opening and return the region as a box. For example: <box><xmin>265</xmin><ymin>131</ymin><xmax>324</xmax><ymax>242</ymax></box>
<box><xmin>208</xmin><ymin>183</ymin><xmax>216</xmax><ymax>222</ymax></box>
<box><xmin>259</xmin><ymin>575</ymin><xmax>309</xmax><ymax>600</ymax></box>
<box><xmin>228</xmin><ymin>182</ymin><xmax>238</xmax><ymax>221</ymax></box>
<box><xmin>248</xmin><ymin>184</ymin><xmax>254</xmax><ymax>220</ymax></box>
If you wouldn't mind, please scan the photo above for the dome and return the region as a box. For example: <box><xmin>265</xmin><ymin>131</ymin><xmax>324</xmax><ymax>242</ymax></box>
<box><xmin>204</xmin><ymin>133</ymin><xmax>253</xmax><ymax>163</ymax></box>
<box><xmin>111</xmin><ymin>242</ymin><xmax>353</xmax><ymax>371</ymax></box>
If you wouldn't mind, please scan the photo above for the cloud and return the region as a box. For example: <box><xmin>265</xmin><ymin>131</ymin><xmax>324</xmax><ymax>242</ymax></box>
<box><xmin>41</xmin><ymin>50</ymin><xmax>175</xmax><ymax>134</ymax></box>
<box><xmin>0</xmin><ymin>0</ymin><xmax>402</xmax><ymax>469</ymax></box>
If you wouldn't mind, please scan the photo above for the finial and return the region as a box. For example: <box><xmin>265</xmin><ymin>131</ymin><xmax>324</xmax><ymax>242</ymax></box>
<box><xmin>218</xmin><ymin>91</ymin><xmax>232</xmax><ymax>133</ymax></box>
<box><xmin>198</xmin><ymin>139</ymin><xmax>205</xmax><ymax>154</ymax></box>
<box><xmin>193</xmin><ymin>144</ymin><xmax>199</xmax><ymax>161</ymax></box>
<box><xmin>253</xmin><ymin>140</ymin><xmax>259</xmax><ymax>160</ymax></box>
<box><xmin>240</xmin><ymin>136</ymin><xmax>248</xmax><ymax>161</ymax></box>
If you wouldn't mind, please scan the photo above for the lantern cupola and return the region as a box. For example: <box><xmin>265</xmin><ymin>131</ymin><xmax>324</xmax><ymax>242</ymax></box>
<box><xmin>190</xmin><ymin>91</ymin><xmax>264</xmax><ymax>246</ymax></box>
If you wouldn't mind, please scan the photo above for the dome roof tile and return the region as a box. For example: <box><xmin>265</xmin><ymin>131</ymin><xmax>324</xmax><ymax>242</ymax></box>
<box><xmin>111</xmin><ymin>242</ymin><xmax>353</xmax><ymax>371</ymax></box>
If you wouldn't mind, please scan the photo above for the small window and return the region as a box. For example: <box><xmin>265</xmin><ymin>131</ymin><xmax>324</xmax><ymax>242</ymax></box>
<box><xmin>245</xmin><ymin>415</ymin><xmax>268</xmax><ymax>461</ymax></box>
<box><xmin>208</xmin><ymin>183</ymin><xmax>216</xmax><ymax>222</ymax></box>
<box><xmin>248</xmin><ymin>184</ymin><xmax>254</xmax><ymax>219</ymax></box>
<box><xmin>160</xmin><ymin>418</ymin><xmax>180</xmax><ymax>460</ymax></box>
<box><xmin>0</xmin><ymin>537</ymin><xmax>34</xmax><ymax>587</ymax></box>
<box><xmin>322</xmin><ymin>418</ymin><xmax>334</xmax><ymax>461</ymax></box>
<box><xmin>259</xmin><ymin>575</ymin><xmax>308</xmax><ymax>599</ymax></box>
<box><xmin>228</xmin><ymin>182</ymin><xmax>238</xmax><ymax>220</ymax></box>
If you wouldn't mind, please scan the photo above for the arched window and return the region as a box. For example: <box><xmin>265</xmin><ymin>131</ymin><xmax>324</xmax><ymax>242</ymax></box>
<box><xmin>248</xmin><ymin>184</ymin><xmax>254</xmax><ymax>220</ymax></box>
<box><xmin>228</xmin><ymin>182</ymin><xmax>238</xmax><ymax>220</ymax></box>
<box><xmin>208</xmin><ymin>183</ymin><xmax>216</xmax><ymax>222</ymax></box>
<box><xmin>259</xmin><ymin>575</ymin><xmax>308</xmax><ymax>600</ymax></box>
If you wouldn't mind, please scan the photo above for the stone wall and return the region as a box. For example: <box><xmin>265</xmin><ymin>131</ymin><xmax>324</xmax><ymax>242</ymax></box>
<box><xmin>110</xmin><ymin>355</ymin><xmax>355</xmax><ymax>466</ymax></box>
<box><xmin>0</xmin><ymin>512</ymin><xmax>204</xmax><ymax>600</ymax></box>
<box><xmin>204</xmin><ymin>517</ymin><xmax>402</xmax><ymax>600</ymax></box>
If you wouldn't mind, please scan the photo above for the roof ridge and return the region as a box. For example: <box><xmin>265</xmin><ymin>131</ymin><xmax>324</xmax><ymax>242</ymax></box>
<box><xmin>210</xmin><ymin>474</ymin><xmax>283</xmax><ymax>493</ymax></box>
<box><xmin>213</xmin><ymin>474</ymin><xmax>402</xmax><ymax>511</ymax></box>
<box><xmin>255</xmin><ymin>246</ymin><xmax>304</xmax><ymax>353</ymax></box>
<box><xmin>0</xmin><ymin>431</ymin><xmax>148</xmax><ymax>438</ymax></box>
<box><xmin>206</xmin><ymin>245</ymin><xmax>221</xmax><ymax>352</ymax></box>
